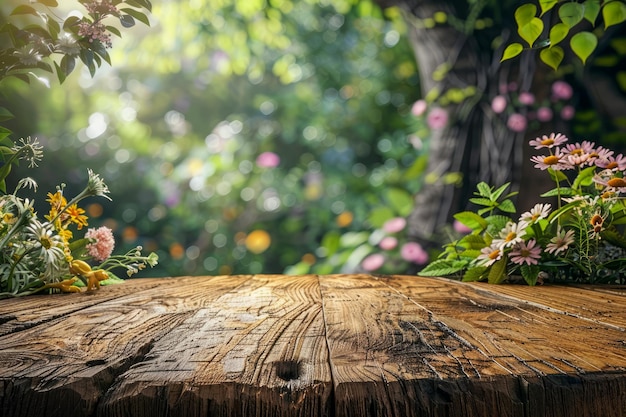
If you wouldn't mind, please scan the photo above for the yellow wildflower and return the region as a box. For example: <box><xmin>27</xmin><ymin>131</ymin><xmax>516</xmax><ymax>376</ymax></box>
<box><xmin>65</xmin><ymin>204</ymin><xmax>88</xmax><ymax>230</ymax></box>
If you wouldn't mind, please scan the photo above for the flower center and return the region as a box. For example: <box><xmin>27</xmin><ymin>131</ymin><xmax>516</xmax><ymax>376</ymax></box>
<box><xmin>607</xmin><ymin>178</ymin><xmax>626</xmax><ymax>188</ymax></box>
<box><xmin>505</xmin><ymin>232</ymin><xmax>517</xmax><ymax>242</ymax></box>
<box><xmin>489</xmin><ymin>249</ymin><xmax>501</xmax><ymax>260</ymax></box>
<box><xmin>543</xmin><ymin>155</ymin><xmax>559</xmax><ymax>165</ymax></box>
<box><xmin>606</xmin><ymin>161</ymin><xmax>618</xmax><ymax>170</ymax></box>
<box><xmin>541</xmin><ymin>139</ymin><xmax>554</xmax><ymax>146</ymax></box>
<box><xmin>571</xmin><ymin>149</ymin><xmax>583</xmax><ymax>156</ymax></box>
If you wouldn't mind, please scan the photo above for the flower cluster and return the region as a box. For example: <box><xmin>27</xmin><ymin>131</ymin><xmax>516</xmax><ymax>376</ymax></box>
<box><xmin>421</xmin><ymin>133</ymin><xmax>626</xmax><ymax>285</ymax></box>
<box><xmin>360</xmin><ymin>216</ymin><xmax>429</xmax><ymax>273</ymax></box>
<box><xmin>0</xmin><ymin>138</ymin><xmax>158</xmax><ymax>298</ymax></box>
<box><xmin>491</xmin><ymin>81</ymin><xmax>575</xmax><ymax>133</ymax></box>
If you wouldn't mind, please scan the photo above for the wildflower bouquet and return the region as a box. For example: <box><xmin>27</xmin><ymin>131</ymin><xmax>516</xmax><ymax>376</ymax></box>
<box><xmin>421</xmin><ymin>132</ymin><xmax>626</xmax><ymax>285</ymax></box>
<box><xmin>0</xmin><ymin>137</ymin><xmax>158</xmax><ymax>298</ymax></box>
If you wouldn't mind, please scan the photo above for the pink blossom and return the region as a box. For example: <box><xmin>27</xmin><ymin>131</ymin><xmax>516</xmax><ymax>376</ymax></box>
<box><xmin>400</xmin><ymin>242</ymin><xmax>428</xmax><ymax>264</ymax></box>
<box><xmin>361</xmin><ymin>253</ymin><xmax>385</xmax><ymax>271</ymax></box>
<box><xmin>560</xmin><ymin>105</ymin><xmax>575</xmax><ymax>120</ymax></box>
<box><xmin>509</xmin><ymin>239</ymin><xmax>542</xmax><ymax>265</ymax></box>
<box><xmin>518</xmin><ymin>92</ymin><xmax>535</xmax><ymax>105</ymax></box>
<box><xmin>507</xmin><ymin>113</ymin><xmax>527</xmax><ymax>132</ymax></box>
<box><xmin>453</xmin><ymin>220</ymin><xmax>472</xmax><ymax>234</ymax></box>
<box><xmin>85</xmin><ymin>226</ymin><xmax>115</xmax><ymax>262</ymax></box>
<box><xmin>411</xmin><ymin>99</ymin><xmax>427</xmax><ymax>117</ymax></box>
<box><xmin>426</xmin><ymin>107</ymin><xmax>449</xmax><ymax>130</ymax></box>
<box><xmin>537</xmin><ymin>107</ymin><xmax>553</xmax><ymax>122</ymax></box>
<box><xmin>491</xmin><ymin>95</ymin><xmax>507</xmax><ymax>114</ymax></box>
<box><xmin>551</xmin><ymin>81</ymin><xmax>573</xmax><ymax>100</ymax></box>
<box><xmin>508</xmin><ymin>81</ymin><xmax>518</xmax><ymax>92</ymax></box>
<box><xmin>382</xmin><ymin>217</ymin><xmax>407</xmax><ymax>233</ymax></box>
<box><xmin>529</xmin><ymin>132</ymin><xmax>568</xmax><ymax>149</ymax></box>
<box><xmin>379</xmin><ymin>236</ymin><xmax>398</xmax><ymax>250</ymax></box>
<box><xmin>256</xmin><ymin>151</ymin><xmax>280</xmax><ymax>168</ymax></box>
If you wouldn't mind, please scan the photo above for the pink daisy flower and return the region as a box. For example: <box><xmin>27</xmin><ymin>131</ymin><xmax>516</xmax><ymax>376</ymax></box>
<box><xmin>529</xmin><ymin>132</ymin><xmax>568</xmax><ymax>150</ymax></box>
<box><xmin>530</xmin><ymin>150</ymin><xmax>568</xmax><ymax>171</ymax></box>
<box><xmin>596</xmin><ymin>153</ymin><xmax>626</xmax><ymax>171</ymax></box>
<box><xmin>509</xmin><ymin>239</ymin><xmax>542</xmax><ymax>265</ymax></box>
<box><xmin>518</xmin><ymin>92</ymin><xmax>535</xmax><ymax>105</ymax></box>
<box><xmin>85</xmin><ymin>226</ymin><xmax>115</xmax><ymax>262</ymax></box>
<box><xmin>545</xmin><ymin>227</ymin><xmax>575</xmax><ymax>255</ymax></box>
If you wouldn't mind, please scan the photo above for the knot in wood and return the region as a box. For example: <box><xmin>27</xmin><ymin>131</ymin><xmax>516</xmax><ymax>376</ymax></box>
<box><xmin>274</xmin><ymin>360</ymin><xmax>301</xmax><ymax>381</ymax></box>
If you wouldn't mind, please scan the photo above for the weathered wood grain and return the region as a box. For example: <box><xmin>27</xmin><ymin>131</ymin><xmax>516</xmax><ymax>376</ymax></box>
<box><xmin>97</xmin><ymin>274</ymin><xmax>332</xmax><ymax>417</ymax></box>
<box><xmin>0</xmin><ymin>274</ymin><xmax>625</xmax><ymax>417</ymax></box>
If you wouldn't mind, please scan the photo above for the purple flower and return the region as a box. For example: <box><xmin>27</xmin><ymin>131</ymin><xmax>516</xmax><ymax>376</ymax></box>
<box><xmin>379</xmin><ymin>236</ymin><xmax>398</xmax><ymax>250</ymax></box>
<box><xmin>382</xmin><ymin>217</ymin><xmax>407</xmax><ymax>234</ymax></box>
<box><xmin>560</xmin><ymin>105</ymin><xmax>575</xmax><ymax>120</ymax></box>
<box><xmin>426</xmin><ymin>107</ymin><xmax>449</xmax><ymax>130</ymax></box>
<box><xmin>361</xmin><ymin>253</ymin><xmax>385</xmax><ymax>271</ymax></box>
<box><xmin>518</xmin><ymin>92</ymin><xmax>535</xmax><ymax>105</ymax></box>
<box><xmin>453</xmin><ymin>220</ymin><xmax>472</xmax><ymax>234</ymax></box>
<box><xmin>537</xmin><ymin>107</ymin><xmax>553</xmax><ymax>122</ymax></box>
<box><xmin>551</xmin><ymin>81</ymin><xmax>573</xmax><ymax>100</ymax></box>
<box><xmin>400</xmin><ymin>242</ymin><xmax>428</xmax><ymax>264</ymax></box>
<box><xmin>411</xmin><ymin>99</ymin><xmax>427</xmax><ymax>117</ymax></box>
<box><xmin>491</xmin><ymin>95</ymin><xmax>507</xmax><ymax>114</ymax></box>
<box><xmin>256</xmin><ymin>151</ymin><xmax>280</xmax><ymax>168</ymax></box>
<box><xmin>507</xmin><ymin>113</ymin><xmax>527</xmax><ymax>132</ymax></box>
<box><xmin>85</xmin><ymin>226</ymin><xmax>115</xmax><ymax>262</ymax></box>
<box><xmin>509</xmin><ymin>239</ymin><xmax>542</xmax><ymax>265</ymax></box>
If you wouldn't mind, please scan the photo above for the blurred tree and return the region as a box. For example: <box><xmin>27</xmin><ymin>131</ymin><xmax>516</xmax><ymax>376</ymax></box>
<box><xmin>374</xmin><ymin>0</ymin><xmax>626</xmax><ymax>256</ymax></box>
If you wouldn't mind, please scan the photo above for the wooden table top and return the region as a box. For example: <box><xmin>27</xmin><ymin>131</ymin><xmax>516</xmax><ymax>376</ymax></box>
<box><xmin>0</xmin><ymin>274</ymin><xmax>625</xmax><ymax>417</ymax></box>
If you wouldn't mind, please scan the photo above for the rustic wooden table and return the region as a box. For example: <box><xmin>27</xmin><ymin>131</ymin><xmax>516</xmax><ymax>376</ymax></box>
<box><xmin>0</xmin><ymin>274</ymin><xmax>625</xmax><ymax>417</ymax></box>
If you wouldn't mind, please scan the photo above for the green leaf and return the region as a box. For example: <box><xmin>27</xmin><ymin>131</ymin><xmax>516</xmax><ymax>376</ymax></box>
<box><xmin>475</xmin><ymin>181</ymin><xmax>492</xmax><ymax>198</ymax></box>
<box><xmin>521</xmin><ymin>264</ymin><xmax>540</xmax><ymax>286</ymax></box>
<box><xmin>501</xmin><ymin>43</ymin><xmax>524</xmax><ymax>62</ymax></box>
<box><xmin>540</xmin><ymin>45</ymin><xmax>565</xmax><ymax>70</ymax></box>
<box><xmin>515</xmin><ymin>3</ymin><xmax>538</xmax><ymax>27</ymax></box>
<box><xmin>63</xmin><ymin>16</ymin><xmax>81</xmax><ymax>30</ymax></box>
<box><xmin>572</xmin><ymin>165</ymin><xmax>596</xmax><ymax>189</ymax></box>
<box><xmin>549</xmin><ymin>23</ymin><xmax>569</xmax><ymax>46</ymax></box>
<box><xmin>120</xmin><ymin>8</ymin><xmax>151</xmax><ymax>26</ymax></box>
<box><xmin>519</xmin><ymin>18</ymin><xmax>544</xmax><ymax>48</ymax></box>
<box><xmin>487</xmin><ymin>257</ymin><xmax>508</xmax><ymax>284</ymax></box>
<box><xmin>454</xmin><ymin>211</ymin><xmax>488</xmax><ymax>231</ymax></box>
<box><xmin>539</xmin><ymin>0</ymin><xmax>559</xmax><ymax>16</ymax></box>
<box><xmin>419</xmin><ymin>259</ymin><xmax>468</xmax><ymax>277</ymax></box>
<box><xmin>339</xmin><ymin>231</ymin><xmax>369</xmax><ymax>248</ymax></box>
<box><xmin>0</xmin><ymin>107</ymin><xmax>14</xmax><ymax>122</ymax></box>
<box><xmin>120</xmin><ymin>15</ymin><xmax>136</xmax><ymax>28</ymax></box>
<box><xmin>462</xmin><ymin>266</ymin><xmax>488</xmax><ymax>282</ymax></box>
<box><xmin>106</xmin><ymin>25</ymin><xmax>122</xmax><ymax>38</ymax></box>
<box><xmin>540</xmin><ymin>187</ymin><xmax>576</xmax><ymax>197</ymax></box>
<box><xmin>321</xmin><ymin>231</ymin><xmax>341</xmax><ymax>256</ymax></box>
<box><xmin>469</xmin><ymin>197</ymin><xmax>495</xmax><ymax>207</ymax></box>
<box><xmin>582</xmin><ymin>0</ymin><xmax>601</xmax><ymax>24</ymax></box>
<box><xmin>491</xmin><ymin>182</ymin><xmax>512</xmax><ymax>201</ymax></box>
<box><xmin>497</xmin><ymin>199</ymin><xmax>517</xmax><ymax>213</ymax></box>
<box><xmin>10</xmin><ymin>5</ymin><xmax>38</xmax><ymax>16</ymax></box>
<box><xmin>603</xmin><ymin>1</ymin><xmax>626</xmax><ymax>29</ymax></box>
<box><xmin>367</xmin><ymin>206</ymin><xmax>395</xmax><ymax>228</ymax></box>
<box><xmin>385</xmin><ymin>188</ymin><xmax>414</xmax><ymax>217</ymax></box>
<box><xmin>558</xmin><ymin>2</ymin><xmax>584</xmax><ymax>27</ymax></box>
<box><xmin>457</xmin><ymin>233</ymin><xmax>487</xmax><ymax>250</ymax></box>
<box><xmin>570</xmin><ymin>31</ymin><xmax>598</xmax><ymax>64</ymax></box>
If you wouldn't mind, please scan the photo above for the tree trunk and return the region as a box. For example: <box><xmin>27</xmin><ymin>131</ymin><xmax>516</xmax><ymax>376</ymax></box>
<box><xmin>375</xmin><ymin>0</ymin><xmax>558</xmax><ymax>255</ymax></box>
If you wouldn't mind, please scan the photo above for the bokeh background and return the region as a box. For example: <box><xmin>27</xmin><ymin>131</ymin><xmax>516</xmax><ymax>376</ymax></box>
<box><xmin>2</xmin><ymin>0</ymin><xmax>625</xmax><ymax>278</ymax></box>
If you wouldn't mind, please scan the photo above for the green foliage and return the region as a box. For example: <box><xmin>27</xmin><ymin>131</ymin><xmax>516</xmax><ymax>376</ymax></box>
<box><xmin>502</xmin><ymin>0</ymin><xmax>626</xmax><ymax>69</ymax></box>
<box><xmin>423</xmin><ymin>134</ymin><xmax>626</xmax><ymax>285</ymax></box>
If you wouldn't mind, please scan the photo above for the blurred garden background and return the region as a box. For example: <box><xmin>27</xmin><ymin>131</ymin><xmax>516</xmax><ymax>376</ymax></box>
<box><xmin>1</xmin><ymin>0</ymin><xmax>625</xmax><ymax>279</ymax></box>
